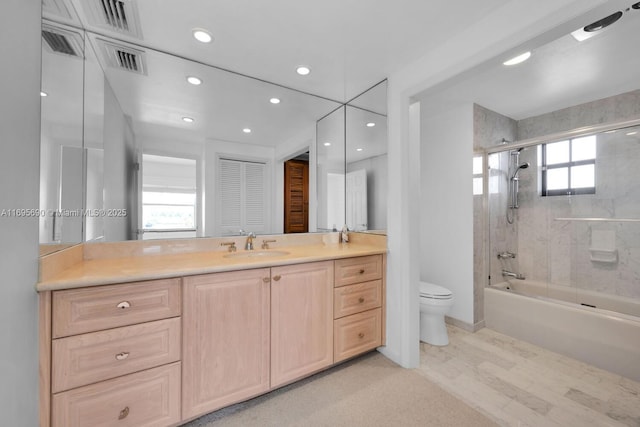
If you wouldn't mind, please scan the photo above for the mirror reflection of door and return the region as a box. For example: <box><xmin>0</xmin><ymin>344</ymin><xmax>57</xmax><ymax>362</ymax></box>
<box><xmin>346</xmin><ymin>169</ymin><xmax>367</xmax><ymax>231</ymax></box>
<box><xmin>138</xmin><ymin>153</ymin><xmax>198</xmax><ymax>240</ymax></box>
<box><xmin>284</xmin><ymin>156</ymin><xmax>309</xmax><ymax>233</ymax></box>
<box><xmin>326</xmin><ymin>172</ymin><xmax>345</xmax><ymax>231</ymax></box>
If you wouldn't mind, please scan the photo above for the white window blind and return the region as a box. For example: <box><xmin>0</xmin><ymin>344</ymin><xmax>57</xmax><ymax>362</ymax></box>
<box><xmin>219</xmin><ymin>158</ymin><xmax>266</xmax><ymax>234</ymax></box>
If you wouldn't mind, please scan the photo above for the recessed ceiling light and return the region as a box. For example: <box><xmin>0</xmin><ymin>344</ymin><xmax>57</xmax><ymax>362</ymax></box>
<box><xmin>296</xmin><ymin>66</ymin><xmax>311</xmax><ymax>76</ymax></box>
<box><xmin>182</xmin><ymin>117</ymin><xmax>194</xmax><ymax>123</ymax></box>
<box><xmin>270</xmin><ymin>98</ymin><xmax>281</xmax><ymax>104</ymax></box>
<box><xmin>503</xmin><ymin>51</ymin><xmax>531</xmax><ymax>66</ymax></box>
<box><xmin>40</xmin><ymin>91</ymin><xmax>48</xmax><ymax>97</ymax></box>
<box><xmin>584</xmin><ymin>11</ymin><xmax>623</xmax><ymax>32</ymax></box>
<box><xmin>324</xmin><ymin>142</ymin><xmax>331</xmax><ymax>147</ymax></box>
<box><xmin>627</xmin><ymin>131</ymin><xmax>638</xmax><ymax>136</ymax></box>
<box><xmin>571</xmin><ymin>11</ymin><xmax>624</xmax><ymax>41</ymax></box>
<box><xmin>366</xmin><ymin>122</ymin><xmax>376</xmax><ymax>127</ymax></box>
<box><xmin>186</xmin><ymin>76</ymin><xmax>202</xmax><ymax>85</ymax></box>
<box><xmin>192</xmin><ymin>29</ymin><xmax>213</xmax><ymax>43</ymax></box>
<box><xmin>356</xmin><ymin>148</ymin><xmax>363</xmax><ymax>152</ymax></box>
<box><xmin>243</xmin><ymin>128</ymin><xmax>252</xmax><ymax>134</ymax></box>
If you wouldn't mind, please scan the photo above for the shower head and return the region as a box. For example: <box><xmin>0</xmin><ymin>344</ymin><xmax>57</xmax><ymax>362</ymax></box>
<box><xmin>511</xmin><ymin>162</ymin><xmax>530</xmax><ymax>179</ymax></box>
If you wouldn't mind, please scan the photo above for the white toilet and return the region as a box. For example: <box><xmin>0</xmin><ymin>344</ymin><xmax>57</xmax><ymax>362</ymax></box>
<box><xmin>419</xmin><ymin>281</ymin><xmax>454</xmax><ymax>346</ymax></box>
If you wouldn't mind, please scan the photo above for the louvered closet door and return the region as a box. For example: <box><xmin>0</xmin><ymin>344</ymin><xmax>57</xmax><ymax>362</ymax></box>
<box><xmin>219</xmin><ymin>158</ymin><xmax>267</xmax><ymax>235</ymax></box>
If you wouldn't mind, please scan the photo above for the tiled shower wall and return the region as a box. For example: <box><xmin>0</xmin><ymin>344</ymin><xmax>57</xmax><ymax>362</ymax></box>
<box><xmin>476</xmin><ymin>89</ymin><xmax>640</xmax><ymax>308</ymax></box>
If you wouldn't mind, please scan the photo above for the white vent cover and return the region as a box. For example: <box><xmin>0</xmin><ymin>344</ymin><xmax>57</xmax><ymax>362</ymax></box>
<box><xmin>81</xmin><ymin>0</ymin><xmax>143</xmax><ymax>39</ymax></box>
<box><xmin>97</xmin><ymin>39</ymin><xmax>147</xmax><ymax>75</ymax></box>
<box><xmin>42</xmin><ymin>24</ymin><xmax>84</xmax><ymax>57</ymax></box>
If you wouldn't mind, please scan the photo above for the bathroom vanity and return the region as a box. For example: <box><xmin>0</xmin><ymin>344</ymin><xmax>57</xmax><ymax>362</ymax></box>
<box><xmin>37</xmin><ymin>233</ymin><xmax>386</xmax><ymax>427</ymax></box>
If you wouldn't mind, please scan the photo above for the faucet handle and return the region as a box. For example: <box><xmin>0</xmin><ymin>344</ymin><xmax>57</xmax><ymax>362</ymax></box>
<box><xmin>262</xmin><ymin>239</ymin><xmax>276</xmax><ymax>249</ymax></box>
<box><xmin>221</xmin><ymin>242</ymin><xmax>236</xmax><ymax>252</ymax></box>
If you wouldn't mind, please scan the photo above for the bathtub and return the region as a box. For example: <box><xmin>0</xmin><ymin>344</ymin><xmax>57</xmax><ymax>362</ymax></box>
<box><xmin>485</xmin><ymin>281</ymin><xmax>640</xmax><ymax>382</ymax></box>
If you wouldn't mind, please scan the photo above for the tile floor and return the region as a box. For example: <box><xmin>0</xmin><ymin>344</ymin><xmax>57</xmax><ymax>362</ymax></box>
<box><xmin>417</xmin><ymin>325</ymin><xmax>640</xmax><ymax>427</ymax></box>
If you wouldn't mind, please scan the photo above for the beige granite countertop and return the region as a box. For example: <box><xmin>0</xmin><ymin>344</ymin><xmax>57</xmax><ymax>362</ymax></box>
<box><xmin>37</xmin><ymin>238</ymin><xmax>386</xmax><ymax>292</ymax></box>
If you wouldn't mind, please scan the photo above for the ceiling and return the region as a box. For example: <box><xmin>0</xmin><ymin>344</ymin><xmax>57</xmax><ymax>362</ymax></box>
<box><xmin>417</xmin><ymin>0</ymin><xmax>640</xmax><ymax>121</ymax></box>
<box><xmin>45</xmin><ymin>0</ymin><xmax>509</xmax><ymax>103</ymax></box>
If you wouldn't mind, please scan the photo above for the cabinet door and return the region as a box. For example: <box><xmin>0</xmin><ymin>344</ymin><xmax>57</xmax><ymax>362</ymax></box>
<box><xmin>271</xmin><ymin>261</ymin><xmax>334</xmax><ymax>388</ymax></box>
<box><xmin>182</xmin><ymin>268</ymin><xmax>270</xmax><ymax>419</ymax></box>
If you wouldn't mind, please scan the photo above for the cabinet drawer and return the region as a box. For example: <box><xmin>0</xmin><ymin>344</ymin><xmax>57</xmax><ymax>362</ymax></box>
<box><xmin>334</xmin><ymin>255</ymin><xmax>382</xmax><ymax>287</ymax></box>
<box><xmin>334</xmin><ymin>280</ymin><xmax>382</xmax><ymax>319</ymax></box>
<box><xmin>53</xmin><ymin>278</ymin><xmax>181</xmax><ymax>338</ymax></box>
<box><xmin>52</xmin><ymin>362</ymin><xmax>181</xmax><ymax>427</ymax></box>
<box><xmin>334</xmin><ymin>308</ymin><xmax>381</xmax><ymax>363</ymax></box>
<box><xmin>52</xmin><ymin>318</ymin><xmax>181</xmax><ymax>393</ymax></box>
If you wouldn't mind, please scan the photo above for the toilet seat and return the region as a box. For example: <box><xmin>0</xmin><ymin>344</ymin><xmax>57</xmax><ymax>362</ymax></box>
<box><xmin>419</xmin><ymin>282</ymin><xmax>453</xmax><ymax>300</ymax></box>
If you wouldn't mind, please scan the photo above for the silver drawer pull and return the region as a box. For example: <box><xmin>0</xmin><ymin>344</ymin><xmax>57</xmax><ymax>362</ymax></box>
<box><xmin>115</xmin><ymin>352</ymin><xmax>130</xmax><ymax>361</ymax></box>
<box><xmin>118</xmin><ymin>406</ymin><xmax>130</xmax><ymax>420</ymax></box>
<box><xmin>116</xmin><ymin>301</ymin><xmax>131</xmax><ymax>309</ymax></box>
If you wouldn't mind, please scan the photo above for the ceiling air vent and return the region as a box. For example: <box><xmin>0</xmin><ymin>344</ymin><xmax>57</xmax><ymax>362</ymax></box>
<box><xmin>98</xmin><ymin>39</ymin><xmax>147</xmax><ymax>75</ymax></box>
<box><xmin>82</xmin><ymin>0</ymin><xmax>143</xmax><ymax>39</ymax></box>
<box><xmin>42</xmin><ymin>24</ymin><xmax>83</xmax><ymax>57</ymax></box>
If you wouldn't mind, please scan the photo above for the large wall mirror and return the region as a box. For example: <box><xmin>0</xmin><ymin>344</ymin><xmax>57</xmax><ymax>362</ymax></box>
<box><xmin>316</xmin><ymin>80</ymin><xmax>387</xmax><ymax>233</ymax></box>
<box><xmin>39</xmin><ymin>3</ymin><xmax>389</xmax><ymax>255</ymax></box>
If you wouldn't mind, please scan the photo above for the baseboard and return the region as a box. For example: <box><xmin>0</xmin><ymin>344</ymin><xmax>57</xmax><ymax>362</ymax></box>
<box><xmin>445</xmin><ymin>316</ymin><xmax>485</xmax><ymax>332</ymax></box>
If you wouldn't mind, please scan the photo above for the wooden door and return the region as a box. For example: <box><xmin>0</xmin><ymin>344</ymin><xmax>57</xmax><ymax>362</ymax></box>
<box><xmin>182</xmin><ymin>269</ymin><xmax>271</xmax><ymax>419</ymax></box>
<box><xmin>284</xmin><ymin>159</ymin><xmax>309</xmax><ymax>233</ymax></box>
<box><xmin>271</xmin><ymin>261</ymin><xmax>334</xmax><ymax>387</ymax></box>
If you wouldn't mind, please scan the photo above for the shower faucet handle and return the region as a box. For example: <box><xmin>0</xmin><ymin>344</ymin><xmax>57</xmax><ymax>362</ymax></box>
<box><xmin>497</xmin><ymin>251</ymin><xmax>516</xmax><ymax>259</ymax></box>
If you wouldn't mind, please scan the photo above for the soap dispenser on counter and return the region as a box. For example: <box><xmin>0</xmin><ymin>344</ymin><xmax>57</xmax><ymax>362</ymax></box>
<box><xmin>340</xmin><ymin>225</ymin><xmax>349</xmax><ymax>243</ymax></box>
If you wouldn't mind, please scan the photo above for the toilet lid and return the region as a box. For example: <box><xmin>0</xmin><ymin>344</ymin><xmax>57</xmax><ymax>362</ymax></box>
<box><xmin>419</xmin><ymin>282</ymin><xmax>453</xmax><ymax>299</ymax></box>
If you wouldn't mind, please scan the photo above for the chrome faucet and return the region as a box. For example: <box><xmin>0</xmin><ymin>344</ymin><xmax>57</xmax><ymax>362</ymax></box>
<box><xmin>245</xmin><ymin>232</ymin><xmax>256</xmax><ymax>250</ymax></box>
<box><xmin>502</xmin><ymin>269</ymin><xmax>525</xmax><ymax>280</ymax></box>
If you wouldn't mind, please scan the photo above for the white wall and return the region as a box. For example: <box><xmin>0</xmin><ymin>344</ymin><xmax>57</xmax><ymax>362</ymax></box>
<box><xmin>420</xmin><ymin>104</ymin><xmax>475</xmax><ymax>324</ymax></box>
<box><xmin>103</xmin><ymin>80</ymin><xmax>136</xmax><ymax>241</ymax></box>
<box><xmin>384</xmin><ymin>0</ymin><xmax>605</xmax><ymax>368</ymax></box>
<box><xmin>0</xmin><ymin>1</ymin><xmax>41</xmax><ymax>425</ymax></box>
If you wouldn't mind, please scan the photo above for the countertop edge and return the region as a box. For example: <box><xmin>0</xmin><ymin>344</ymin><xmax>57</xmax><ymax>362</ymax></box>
<box><xmin>37</xmin><ymin>245</ymin><xmax>387</xmax><ymax>292</ymax></box>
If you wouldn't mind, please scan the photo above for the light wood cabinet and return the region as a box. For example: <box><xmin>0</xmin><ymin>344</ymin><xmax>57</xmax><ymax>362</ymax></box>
<box><xmin>334</xmin><ymin>308</ymin><xmax>382</xmax><ymax>362</ymax></box>
<box><xmin>52</xmin><ymin>362</ymin><xmax>181</xmax><ymax>427</ymax></box>
<box><xmin>52</xmin><ymin>317</ymin><xmax>181</xmax><ymax>393</ymax></box>
<box><xmin>41</xmin><ymin>254</ymin><xmax>385</xmax><ymax>427</ymax></box>
<box><xmin>334</xmin><ymin>255</ymin><xmax>383</xmax><ymax>287</ymax></box>
<box><xmin>52</xmin><ymin>278</ymin><xmax>181</xmax><ymax>338</ymax></box>
<box><xmin>270</xmin><ymin>261</ymin><xmax>334</xmax><ymax>388</ymax></box>
<box><xmin>334</xmin><ymin>280</ymin><xmax>382</xmax><ymax>319</ymax></box>
<box><xmin>333</xmin><ymin>255</ymin><xmax>384</xmax><ymax>363</ymax></box>
<box><xmin>182</xmin><ymin>268</ymin><xmax>271</xmax><ymax>419</ymax></box>
<box><xmin>47</xmin><ymin>278</ymin><xmax>182</xmax><ymax>427</ymax></box>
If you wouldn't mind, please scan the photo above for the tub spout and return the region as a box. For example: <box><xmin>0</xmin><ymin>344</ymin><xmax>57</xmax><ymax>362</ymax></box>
<box><xmin>502</xmin><ymin>269</ymin><xmax>525</xmax><ymax>280</ymax></box>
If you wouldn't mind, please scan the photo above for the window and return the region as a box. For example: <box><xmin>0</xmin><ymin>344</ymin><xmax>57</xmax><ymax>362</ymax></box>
<box><xmin>142</xmin><ymin>192</ymin><xmax>196</xmax><ymax>230</ymax></box>
<box><xmin>541</xmin><ymin>135</ymin><xmax>596</xmax><ymax>196</ymax></box>
<box><xmin>472</xmin><ymin>155</ymin><xmax>483</xmax><ymax>195</ymax></box>
<box><xmin>140</xmin><ymin>154</ymin><xmax>198</xmax><ymax>240</ymax></box>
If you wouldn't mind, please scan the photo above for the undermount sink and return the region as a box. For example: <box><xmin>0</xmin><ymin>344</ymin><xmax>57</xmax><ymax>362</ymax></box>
<box><xmin>224</xmin><ymin>250</ymin><xmax>290</xmax><ymax>259</ymax></box>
